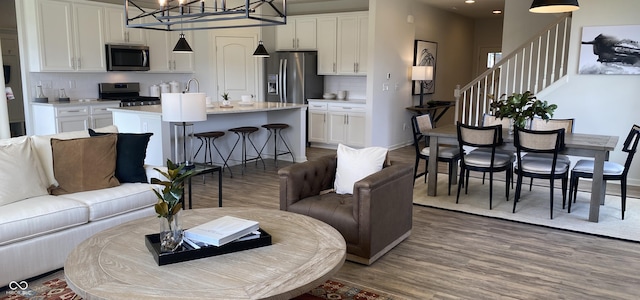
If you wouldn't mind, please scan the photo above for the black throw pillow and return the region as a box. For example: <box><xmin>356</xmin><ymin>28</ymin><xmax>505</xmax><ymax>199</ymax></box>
<box><xmin>89</xmin><ymin>129</ymin><xmax>153</xmax><ymax>183</ymax></box>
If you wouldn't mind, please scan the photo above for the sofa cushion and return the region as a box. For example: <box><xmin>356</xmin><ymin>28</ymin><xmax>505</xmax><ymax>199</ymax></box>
<box><xmin>287</xmin><ymin>193</ymin><xmax>358</xmax><ymax>243</ymax></box>
<box><xmin>89</xmin><ymin>129</ymin><xmax>153</xmax><ymax>183</ymax></box>
<box><xmin>0</xmin><ymin>195</ymin><xmax>89</xmax><ymax>246</ymax></box>
<box><xmin>334</xmin><ymin>144</ymin><xmax>388</xmax><ymax>194</ymax></box>
<box><xmin>50</xmin><ymin>134</ymin><xmax>120</xmax><ymax>195</ymax></box>
<box><xmin>30</xmin><ymin>126</ymin><xmax>119</xmax><ymax>187</ymax></box>
<box><xmin>60</xmin><ymin>183</ymin><xmax>157</xmax><ymax>221</ymax></box>
<box><xmin>0</xmin><ymin>136</ymin><xmax>49</xmax><ymax>206</ymax></box>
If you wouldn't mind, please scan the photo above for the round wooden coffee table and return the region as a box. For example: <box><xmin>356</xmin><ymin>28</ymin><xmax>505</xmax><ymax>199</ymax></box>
<box><xmin>64</xmin><ymin>207</ymin><xmax>346</xmax><ymax>299</ymax></box>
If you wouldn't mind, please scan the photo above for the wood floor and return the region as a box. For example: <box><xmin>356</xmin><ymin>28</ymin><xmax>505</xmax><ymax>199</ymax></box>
<box><xmin>188</xmin><ymin>146</ymin><xmax>640</xmax><ymax>299</ymax></box>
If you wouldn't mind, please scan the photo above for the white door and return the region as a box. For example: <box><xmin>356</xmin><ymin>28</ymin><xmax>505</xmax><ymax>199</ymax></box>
<box><xmin>215</xmin><ymin>36</ymin><xmax>257</xmax><ymax>100</ymax></box>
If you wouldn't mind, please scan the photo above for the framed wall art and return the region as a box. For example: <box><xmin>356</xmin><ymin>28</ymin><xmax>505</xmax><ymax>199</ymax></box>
<box><xmin>579</xmin><ymin>24</ymin><xmax>640</xmax><ymax>75</ymax></box>
<box><xmin>413</xmin><ymin>40</ymin><xmax>437</xmax><ymax>95</ymax></box>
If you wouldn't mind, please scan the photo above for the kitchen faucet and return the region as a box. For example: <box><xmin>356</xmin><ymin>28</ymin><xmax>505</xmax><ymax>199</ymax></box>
<box><xmin>184</xmin><ymin>78</ymin><xmax>199</xmax><ymax>93</ymax></box>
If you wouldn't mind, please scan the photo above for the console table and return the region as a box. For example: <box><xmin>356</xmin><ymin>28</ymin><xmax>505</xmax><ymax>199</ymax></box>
<box><xmin>64</xmin><ymin>207</ymin><xmax>346</xmax><ymax>299</ymax></box>
<box><xmin>405</xmin><ymin>101</ymin><xmax>455</xmax><ymax>124</ymax></box>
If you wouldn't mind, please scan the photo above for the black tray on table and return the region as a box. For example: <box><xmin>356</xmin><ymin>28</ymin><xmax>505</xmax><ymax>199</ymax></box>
<box><xmin>145</xmin><ymin>229</ymin><xmax>272</xmax><ymax>266</ymax></box>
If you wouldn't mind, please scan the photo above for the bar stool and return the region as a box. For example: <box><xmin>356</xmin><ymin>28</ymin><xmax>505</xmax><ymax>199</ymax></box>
<box><xmin>259</xmin><ymin>123</ymin><xmax>295</xmax><ymax>167</ymax></box>
<box><xmin>194</xmin><ymin>131</ymin><xmax>233</xmax><ymax>178</ymax></box>
<box><xmin>227</xmin><ymin>126</ymin><xmax>265</xmax><ymax>175</ymax></box>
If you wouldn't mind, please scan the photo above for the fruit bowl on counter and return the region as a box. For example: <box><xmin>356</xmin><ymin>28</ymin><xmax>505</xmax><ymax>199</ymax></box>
<box><xmin>323</xmin><ymin>93</ymin><xmax>336</xmax><ymax>99</ymax></box>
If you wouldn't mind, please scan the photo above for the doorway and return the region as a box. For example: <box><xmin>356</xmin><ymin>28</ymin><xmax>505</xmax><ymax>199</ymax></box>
<box><xmin>215</xmin><ymin>36</ymin><xmax>258</xmax><ymax>100</ymax></box>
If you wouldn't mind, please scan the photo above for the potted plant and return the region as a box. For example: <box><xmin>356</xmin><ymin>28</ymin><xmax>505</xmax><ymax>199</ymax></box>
<box><xmin>489</xmin><ymin>91</ymin><xmax>557</xmax><ymax>131</ymax></box>
<box><xmin>221</xmin><ymin>92</ymin><xmax>230</xmax><ymax>106</ymax></box>
<box><xmin>151</xmin><ymin>159</ymin><xmax>196</xmax><ymax>252</ymax></box>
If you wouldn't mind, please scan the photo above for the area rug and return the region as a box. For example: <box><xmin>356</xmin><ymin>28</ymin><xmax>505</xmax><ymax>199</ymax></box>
<box><xmin>1</xmin><ymin>270</ymin><xmax>393</xmax><ymax>300</ymax></box>
<box><xmin>413</xmin><ymin>176</ymin><xmax>640</xmax><ymax>242</ymax></box>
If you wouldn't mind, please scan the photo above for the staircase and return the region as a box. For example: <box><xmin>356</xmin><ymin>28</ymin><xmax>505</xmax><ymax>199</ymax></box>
<box><xmin>454</xmin><ymin>14</ymin><xmax>572</xmax><ymax>126</ymax></box>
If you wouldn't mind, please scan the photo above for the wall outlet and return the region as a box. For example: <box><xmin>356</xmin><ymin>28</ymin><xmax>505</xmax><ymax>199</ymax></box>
<box><xmin>382</xmin><ymin>83</ymin><xmax>389</xmax><ymax>91</ymax></box>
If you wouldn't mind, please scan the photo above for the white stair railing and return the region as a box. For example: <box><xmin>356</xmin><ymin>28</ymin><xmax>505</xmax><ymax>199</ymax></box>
<box><xmin>454</xmin><ymin>14</ymin><xmax>572</xmax><ymax>126</ymax></box>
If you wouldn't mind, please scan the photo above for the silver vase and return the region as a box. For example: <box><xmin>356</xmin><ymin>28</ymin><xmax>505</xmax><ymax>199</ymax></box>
<box><xmin>159</xmin><ymin>211</ymin><xmax>183</xmax><ymax>253</ymax></box>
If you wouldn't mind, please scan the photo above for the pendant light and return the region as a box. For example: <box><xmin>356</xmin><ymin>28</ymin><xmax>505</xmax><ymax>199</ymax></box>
<box><xmin>529</xmin><ymin>0</ymin><xmax>579</xmax><ymax>13</ymax></box>
<box><xmin>173</xmin><ymin>33</ymin><xmax>193</xmax><ymax>53</ymax></box>
<box><xmin>252</xmin><ymin>41</ymin><xmax>269</xmax><ymax>57</ymax></box>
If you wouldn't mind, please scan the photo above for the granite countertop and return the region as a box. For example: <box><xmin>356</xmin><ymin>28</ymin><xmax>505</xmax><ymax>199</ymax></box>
<box><xmin>108</xmin><ymin>101</ymin><xmax>307</xmax><ymax>116</ymax></box>
<box><xmin>307</xmin><ymin>98</ymin><xmax>366</xmax><ymax>104</ymax></box>
<box><xmin>32</xmin><ymin>99</ymin><xmax>119</xmax><ymax>106</ymax></box>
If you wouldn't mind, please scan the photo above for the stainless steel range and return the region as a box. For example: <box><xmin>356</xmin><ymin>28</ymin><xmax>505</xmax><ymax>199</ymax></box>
<box><xmin>98</xmin><ymin>82</ymin><xmax>160</xmax><ymax>107</ymax></box>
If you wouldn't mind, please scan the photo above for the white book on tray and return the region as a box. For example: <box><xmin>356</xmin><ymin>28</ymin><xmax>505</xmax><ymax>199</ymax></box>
<box><xmin>184</xmin><ymin>216</ymin><xmax>260</xmax><ymax>247</ymax></box>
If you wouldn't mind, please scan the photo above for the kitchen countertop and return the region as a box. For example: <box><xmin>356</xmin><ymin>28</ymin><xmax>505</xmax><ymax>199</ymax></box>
<box><xmin>307</xmin><ymin>99</ymin><xmax>366</xmax><ymax>104</ymax></box>
<box><xmin>108</xmin><ymin>101</ymin><xmax>307</xmax><ymax>116</ymax></box>
<box><xmin>32</xmin><ymin>99</ymin><xmax>119</xmax><ymax>106</ymax></box>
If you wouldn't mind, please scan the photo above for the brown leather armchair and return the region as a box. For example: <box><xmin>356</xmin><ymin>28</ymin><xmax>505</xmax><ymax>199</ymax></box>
<box><xmin>278</xmin><ymin>154</ymin><xmax>414</xmax><ymax>265</ymax></box>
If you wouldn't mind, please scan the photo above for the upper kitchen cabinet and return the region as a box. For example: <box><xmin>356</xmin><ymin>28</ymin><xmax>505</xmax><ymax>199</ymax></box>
<box><xmin>104</xmin><ymin>6</ymin><xmax>146</xmax><ymax>45</ymax></box>
<box><xmin>146</xmin><ymin>27</ymin><xmax>194</xmax><ymax>73</ymax></box>
<box><xmin>316</xmin><ymin>16</ymin><xmax>337</xmax><ymax>75</ymax></box>
<box><xmin>24</xmin><ymin>0</ymin><xmax>106</xmax><ymax>72</ymax></box>
<box><xmin>337</xmin><ymin>12</ymin><xmax>368</xmax><ymax>75</ymax></box>
<box><xmin>276</xmin><ymin>16</ymin><xmax>317</xmax><ymax>51</ymax></box>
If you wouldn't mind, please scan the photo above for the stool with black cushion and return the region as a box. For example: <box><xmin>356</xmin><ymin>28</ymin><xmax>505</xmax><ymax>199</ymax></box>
<box><xmin>227</xmin><ymin>126</ymin><xmax>265</xmax><ymax>175</ymax></box>
<box><xmin>259</xmin><ymin>123</ymin><xmax>295</xmax><ymax>167</ymax></box>
<box><xmin>194</xmin><ymin>131</ymin><xmax>233</xmax><ymax>178</ymax></box>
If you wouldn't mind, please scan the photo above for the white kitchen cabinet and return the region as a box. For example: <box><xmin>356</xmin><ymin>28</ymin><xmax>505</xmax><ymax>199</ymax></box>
<box><xmin>316</xmin><ymin>16</ymin><xmax>337</xmax><ymax>75</ymax></box>
<box><xmin>308</xmin><ymin>102</ymin><xmax>328</xmax><ymax>143</ymax></box>
<box><xmin>32</xmin><ymin>102</ymin><xmax>120</xmax><ymax>135</ymax></box>
<box><xmin>337</xmin><ymin>13</ymin><xmax>368</xmax><ymax>75</ymax></box>
<box><xmin>276</xmin><ymin>16</ymin><xmax>317</xmax><ymax>51</ymax></box>
<box><xmin>104</xmin><ymin>6</ymin><xmax>146</xmax><ymax>45</ymax></box>
<box><xmin>26</xmin><ymin>0</ymin><xmax>105</xmax><ymax>72</ymax></box>
<box><xmin>308</xmin><ymin>101</ymin><xmax>365</xmax><ymax>147</ymax></box>
<box><xmin>146</xmin><ymin>27</ymin><xmax>194</xmax><ymax>73</ymax></box>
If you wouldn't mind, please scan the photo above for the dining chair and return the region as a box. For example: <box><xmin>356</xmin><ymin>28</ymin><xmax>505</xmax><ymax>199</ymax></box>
<box><xmin>524</xmin><ymin>118</ymin><xmax>574</xmax><ymax>190</ymax></box>
<box><xmin>568</xmin><ymin>124</ymin><xmax>640</xmax><ymax>219</ymax></box>
<box><xmin>411</xmin><ymin>114</ymin><xmax>460</xmax><ymax>195</ymax></box>
<box><xmin>456</xmin><ymin>122</ymin><xmax>513</xmax><ymax>209</ymax></box>
<box><xmin>513</xmin><ymin>127</ymin><xmax>569</xmax><ymax>219</ymax></box>
<box><xmin>480</xmin><ymin>113</ymin><xmax>516</xmax><ymax>187</ymax></box>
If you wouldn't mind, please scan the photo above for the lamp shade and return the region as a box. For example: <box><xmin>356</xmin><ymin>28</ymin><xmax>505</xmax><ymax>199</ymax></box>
<box><xmin>253</xmin><ymin>40</ymin><xmax>270</xmax><ymax>57</ymax></box>
<box><xmin>529</xmin><ymin>0</ymin><xmax>579</xmax><ymax>13</ymax></box>
<box><xmin>412</xmin><ymin>66</ymin><xmax>434</xmax><ymax>81</ymax></box>
<box><xmin>161</xmin><ymin>93</ymin><xmax>207</xmax><ymax>122</ymax></box>
<box><xmin>173</xmin><ymin>33</ymin><xmax>193</xmax><ymax>53</ymax></box>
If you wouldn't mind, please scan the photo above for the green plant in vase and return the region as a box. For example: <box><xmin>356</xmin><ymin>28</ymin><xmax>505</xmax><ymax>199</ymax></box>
<box><xmin>221</xmin><ymin>92</ymin><xmax>230</xmax><ymax>106</ymax></box>
<box><xmin>151</xmin><ymin>159</ymin><xmax>196</xmax><ymax>252</ymax></box>
<box><xmin>490</xmin><ymin>91</ymin><xmax>557</xmax><ymax>131</ymax></box>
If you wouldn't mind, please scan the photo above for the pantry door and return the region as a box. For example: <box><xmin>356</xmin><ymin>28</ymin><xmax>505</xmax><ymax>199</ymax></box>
<box><xmin>215</xmin><ymin>36</ymin><xmax>258</xmax><ymax>100</ymax></box>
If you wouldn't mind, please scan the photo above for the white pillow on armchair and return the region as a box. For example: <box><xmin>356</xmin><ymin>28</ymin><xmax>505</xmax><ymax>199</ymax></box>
<box><xmin>334</xmin><ymin>144</ymin><xmax>388</xmax><ymax>195</ymax></box>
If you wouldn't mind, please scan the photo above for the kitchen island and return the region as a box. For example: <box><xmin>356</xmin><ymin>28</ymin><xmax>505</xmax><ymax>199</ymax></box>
<box><xmin>109</xmin><ymin>102</ymin><xmax>308</xmax><ymax>166</ymax></box>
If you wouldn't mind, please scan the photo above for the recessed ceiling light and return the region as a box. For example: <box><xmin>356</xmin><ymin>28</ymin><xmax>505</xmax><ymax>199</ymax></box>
<box><xmin>492</xmin><ymin>9</ymin><xmax>503</xmax><ymax>14</ymax></box>
<box><xmin>465</xmin><ymin>0</ymin><xmax>475</xmax><ymax>3</ymax></box>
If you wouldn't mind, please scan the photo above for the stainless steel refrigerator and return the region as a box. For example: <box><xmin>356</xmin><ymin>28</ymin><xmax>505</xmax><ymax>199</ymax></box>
<box><xmin>265</xmin><ymin>51</ymin><xmax>324</xmax><ymax>104</ymax></box>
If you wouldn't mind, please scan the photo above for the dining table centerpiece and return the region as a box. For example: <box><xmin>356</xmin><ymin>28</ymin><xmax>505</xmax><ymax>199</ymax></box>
<box><xmin>152</xmin><ymin>159</ymin><xmax>196</xmax><ymax>253</ymax></box>
<box><xmin>489</xmin><ymin>91</ymin><xmax>557</xmax><ymax>133</ymax></box>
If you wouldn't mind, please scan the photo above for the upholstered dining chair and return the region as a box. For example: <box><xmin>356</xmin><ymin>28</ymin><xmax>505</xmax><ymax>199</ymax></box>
<box><xmin>456</xmin><ymin>122</ymin><xmax>513</xmax><ymax>209</ymax></box>
<box><xmin>524</xmin><ymin>118</ymin><xmax>574</xmax><ymax>190</ymax></box>
<box><xmin>411</xmin><ymin>114</ymin><xmax>460</xmax><ymax>195</ymax></box>
<box><xmin>480</xmin><ymin>113</ymin><xmax>517</xmax><ymax>187</ymax></box>
<box><xmin>513</xmin><ymin>127</ymin><xmax>569</xmax><ymax>219</ymax></box>
<box><xmin>568</xmin><ymin>124</ymin><xmax>640</xmax><ymax>219</ymax></box>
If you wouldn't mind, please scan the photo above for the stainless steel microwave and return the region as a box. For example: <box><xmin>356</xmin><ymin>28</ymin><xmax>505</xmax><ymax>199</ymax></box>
<box><xmin>105</xmin><ymin>44</ymin><xmax>150</xmax><ymax>71</ymax></box>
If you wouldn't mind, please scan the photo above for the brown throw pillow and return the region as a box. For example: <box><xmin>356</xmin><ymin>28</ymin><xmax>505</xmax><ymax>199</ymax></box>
<box><xmin>50</xmin><ymin>134</ymin><xmax>120</xmax><ymax>195</ymax></box>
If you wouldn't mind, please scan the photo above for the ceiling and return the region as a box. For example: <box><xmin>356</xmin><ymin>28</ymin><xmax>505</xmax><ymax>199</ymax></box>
<box><xmin>96</xmin><ymin>0</ymin><xmax>505</xmax><ymax>19</ymax></box>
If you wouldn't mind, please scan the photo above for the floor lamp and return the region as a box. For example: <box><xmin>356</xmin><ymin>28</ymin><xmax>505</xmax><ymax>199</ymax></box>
<box><xmin>412</xmin><ymin>65</ymin><xmax>434</xmax><ymax>108</ymax></box>
<box><xmin>161</xmin><ymin>93</ymin><xmax>207</xmax><ymax>168</ymax></box>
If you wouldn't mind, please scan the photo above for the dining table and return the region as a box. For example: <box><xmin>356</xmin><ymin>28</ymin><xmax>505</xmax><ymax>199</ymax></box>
<box><xmin>424</xmin><ymin>124</ymin><xmax>619</xmax><ymax>222</ymax></box>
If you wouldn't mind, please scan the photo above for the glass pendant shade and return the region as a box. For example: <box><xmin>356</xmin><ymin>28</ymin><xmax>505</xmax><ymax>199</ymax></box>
<box><xmin>173</xmin><ymin>33</ymin><xmax>193</xmax><ymax>53</ymax></box>
<box><xmin>253</xmin><ymin>41</ymin><xmax>269</xmax><ymax>57</ymax></box>
<box><xmin>530</xmin><ymin>0</ymin><xmax>579</xmax><ymax>13</ymax></box>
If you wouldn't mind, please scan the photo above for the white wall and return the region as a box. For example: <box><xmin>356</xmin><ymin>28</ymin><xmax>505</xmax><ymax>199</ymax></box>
<box><xmin>504</xmin><ymin>0</ymin><xmax>640</xmax><ymax>185</ymax></box>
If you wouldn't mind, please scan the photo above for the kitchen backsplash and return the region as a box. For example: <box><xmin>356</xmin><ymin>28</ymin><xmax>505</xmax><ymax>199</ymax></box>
<box><xmin>29</xmin><ymin>72</ymin><xmax>193</xmax><ymax>100</ymax></box>
<box><xmin>324</xmin><ymin>76</ymin><xmax>366</xmax><ymax>99</ymax></box>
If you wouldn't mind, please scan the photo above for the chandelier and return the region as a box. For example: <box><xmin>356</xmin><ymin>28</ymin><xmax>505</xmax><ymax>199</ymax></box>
<box><xmin>125</xmin><ymin>0</ymin><xmax>287</xmax><ymax>31</ymax></box>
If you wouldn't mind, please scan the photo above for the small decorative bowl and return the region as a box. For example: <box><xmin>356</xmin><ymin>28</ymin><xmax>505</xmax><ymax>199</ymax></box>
<box><xmin>323</xmin><ymin>93</ymin><xmax>336</xmax><ymax>99</ymax></box>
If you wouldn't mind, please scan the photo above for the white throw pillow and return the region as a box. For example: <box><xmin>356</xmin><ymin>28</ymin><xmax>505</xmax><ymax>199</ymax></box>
<box><xmin>334</xmin><ymin>144</ymin><xmax>388</xmax><ymax>195</ymax></box>
<box><xmin>0</xmin><ymin>137</ymin><xmax>49</xmax><ymax>206</ymax></box>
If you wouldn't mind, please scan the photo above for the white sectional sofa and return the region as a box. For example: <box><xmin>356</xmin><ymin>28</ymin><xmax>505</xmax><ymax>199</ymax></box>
<box><xmin>0</xmin><ymin>126</ymin><xmax>159</xmax><ymax>287</ymax></box>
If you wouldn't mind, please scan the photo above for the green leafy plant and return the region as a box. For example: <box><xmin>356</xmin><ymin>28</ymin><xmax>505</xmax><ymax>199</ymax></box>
<box><xmin>489</xmin><ymin>91</ymin><xmax>558</xmax><ymax>128</ymax></box>
<box><xmin>221</xmin><ymin>92</ymin><xmax>229</xmax><ymax>100</ymax></box>
<box><xmin>151</xmin><ymin>159</ymin><xmax>196</xmax><ymax>225</ymax></box>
